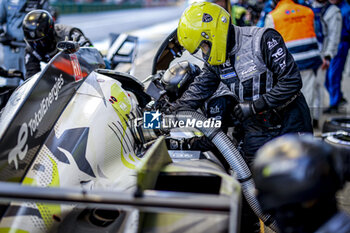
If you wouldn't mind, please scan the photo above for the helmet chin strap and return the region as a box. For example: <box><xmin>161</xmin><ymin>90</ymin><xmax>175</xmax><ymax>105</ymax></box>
<box><xmin>191</xmin><ymin>53</ymin><xmax>211</xmax><ymax>67</ymax></box>
<box><xmin>227</xmin><ymin>24</ymin><xmax>236</xmax><ymax>57</ymax></box>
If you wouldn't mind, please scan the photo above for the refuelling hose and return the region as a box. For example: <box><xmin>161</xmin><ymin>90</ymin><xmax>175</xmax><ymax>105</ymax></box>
<box><xmin>174</xmin><ymin>110</ymin><xmax>279</xmax><ymax>232</ymax></box>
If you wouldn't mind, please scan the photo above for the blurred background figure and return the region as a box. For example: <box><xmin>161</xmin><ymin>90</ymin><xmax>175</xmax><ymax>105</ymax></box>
<box><xmin>209</xmin><ymin>0</ymin><xmax>232</xmax><ymax>12</ymax></box>
<box><xmin>256</xmin><ymin>0</ymin><xmax>309</xmax><ymax>27</ymax></box>
<box><xmin>251</xmin><ymin>0</ymin><xmax>265</xmax><ymax>13</ymax></box>
<box><xmin>324</xmin><ymin>0</ymin><xmax>350</xmax><ymax>113</ymax></box>
<box><xmin>22</xmin><ymin>9</ymin><xmax>92</xmax><ymax>79</ymax></box>
<box><xmin>204</xmin><ymin>0</ymin><xmax>260</xmax><ymax>26</ymax></box>
<box><xmin>253</xmin><ymin>134</ymin><xmax>350</xmax><ymax>233</ymax></box>
<box><xmin>264</xmin><ymin>0</ymin><xmax>323</xmax><ymax>128</ymax></box>
<box><xmin>231</xmin><ymin>0</ymin><xmax>262</xmax><ymax>26</ymax></box>
<box><xmin>310</xmin><ymin>0</ymin><xmax>342</xmax><ymax>119</ymax></box>
<box><xmin>231</xmin><ymin>0</ymin><xmax>248</xmax><ymax>25</ymax></box>
<box><xmin>256</xmin><ymin>0</ymin><xmax>276</xmax><ymax>27</ymax></box>
<box><xmin>263</xmin><ymin>0</ymin><xmax>342</xmax><ymax>128</ymax></box>
<box><xmin>0</xmin><ymin>0</ymin><xmax>50</xmax><ymax>74</ymax></box>
<box><xmin>244</xmin><ymin>3</ymin><xmax>262</xmax><ymax>25</ymax></box>
<box><xmin>205</xmin><ymin>0</ymin><xmax>248</xmax><ymax>25</ymax></box>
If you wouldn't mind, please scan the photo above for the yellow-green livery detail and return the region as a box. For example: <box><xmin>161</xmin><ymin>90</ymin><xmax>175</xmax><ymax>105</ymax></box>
<box><xmin>110</xmin><ymin>83</ymin><xmax>139</xmax><ymax>169</ymax></box>
<box><xmin>36</xmin><ymin>155</ymin><xmax>61</xmax><ymax>229</ymax></box>
<box><xmin>21</xmin><ymin>154</ymin><xmax>61</xmax><ymax>230</ymax></box>
<box><xmin>110</xmin><ymin>83</ymin><xmax>131</xmax><ymax>120</ymax></box>
<box><xmin>0</xmin><ymin>228</ymin><xmax>29</xmax><ymax>233</ymax></box>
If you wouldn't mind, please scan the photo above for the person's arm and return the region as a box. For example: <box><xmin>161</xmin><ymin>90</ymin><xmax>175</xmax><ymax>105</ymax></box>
<box><xmin>0</xmin><ymin>0</ymin><xmax>7</xmax><ymax>24</ymax></box>
<box><xmin>264</xmin><ymin>14</ymin><xmax>274</xmax><ymax>28</ymax></box>
<box><xmin>24</xmin><ymin>51</ymin><xmax>41</xmax><ymax>79</ymax></box>
<box><xmin>253</xmin><ymin>29</ymin><xmax>302</xmax><ymax>113</ymax></box>
<box><xmin>173</xmin><ymin>63</ymin><xmax>220</xmax><ymax>111</ymax></box>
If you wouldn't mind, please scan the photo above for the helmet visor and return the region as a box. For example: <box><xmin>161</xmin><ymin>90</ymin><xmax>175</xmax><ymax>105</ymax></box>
<box><xmin>199</xmin><ymin>40</ymin><xmax>212</xmax><ymax>62</ymax></box>
<box><xmin>25</xmin><ymin>35</ymin><xmax>56</xmax><ymax>59</ymax></box>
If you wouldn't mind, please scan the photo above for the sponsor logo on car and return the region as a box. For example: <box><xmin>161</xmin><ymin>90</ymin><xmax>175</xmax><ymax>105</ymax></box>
<box><xmin>8</xmin><ymin>75</ymin><xmax>64</xmax><ymax>169</ymax></box>
<box><xmin>70</xmin><ymin>54</ymin><xmax>83</xmax><ymax>82</ymax></box>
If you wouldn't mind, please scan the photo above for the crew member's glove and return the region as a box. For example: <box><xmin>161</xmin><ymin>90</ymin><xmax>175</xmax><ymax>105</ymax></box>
<box><xmin>233</xmin><ymin>101</ymin><xmax>256</xmax><ymax>122</ymax></box>
<box><xmin>155</xmin><ymin>97</ymin><xmax>176</xmax><ymax>115</ymax></box>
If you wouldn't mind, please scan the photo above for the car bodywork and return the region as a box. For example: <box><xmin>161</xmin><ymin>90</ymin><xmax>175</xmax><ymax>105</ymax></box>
<box><xmin>0</xmin><ymin>39</ymin><xmax>242</xmax><ymax>233</ymax></box>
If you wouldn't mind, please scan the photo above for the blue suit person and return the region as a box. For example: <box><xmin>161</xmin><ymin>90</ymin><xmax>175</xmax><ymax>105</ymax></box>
<box><xmin>0</xmin><ymin>0</ymin><xmax>49</xmax><ymax>73</ymax></box>
<box><xmin>325</xmin><ymin>0</ymin><xmax>350</xmax><ymax>112</ymax></box>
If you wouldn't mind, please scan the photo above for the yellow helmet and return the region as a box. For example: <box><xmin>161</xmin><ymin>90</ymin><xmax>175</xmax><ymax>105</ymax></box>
<box><xmin>177</xmin><ymin>2</ymin><xmax>230</xmax><ymax>65</ymax></box>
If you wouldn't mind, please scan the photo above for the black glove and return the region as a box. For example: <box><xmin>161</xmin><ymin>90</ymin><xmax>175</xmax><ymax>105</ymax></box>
<box><xmin>155</xmin><ymin>97</ymin><xmax>176</xmax><ymax>115</ymax></box>
<box><xmin>233</xmin><ymin>101</ymin><xmax>256</xmax><ymax>122</ymax></box>
<box><xmin>160</xmin><ymin>103</ymin><xmax>176</xmax><ymax>115</ymax></box>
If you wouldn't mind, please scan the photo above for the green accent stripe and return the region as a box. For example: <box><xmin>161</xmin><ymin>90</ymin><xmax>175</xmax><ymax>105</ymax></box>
<box><xmin>21</xmin><ymin>154</ymin><xmax>62</xmax><ymax>230</ymax></box>
<box><xmin>0</xmin><ymin>228</ymin><xmax>29</xmax><ymax>233</ymax></box>
<box><xmin>36</xmin><ymin>154</ymin><xmax>61</xmax><ymax>229</ymax></box>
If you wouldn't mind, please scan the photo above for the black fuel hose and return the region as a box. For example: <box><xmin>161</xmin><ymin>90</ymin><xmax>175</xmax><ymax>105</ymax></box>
<box><xmin>174</xmin><ymin>110</ymin><xmax>278</xmax><ymax>232</ymax></box>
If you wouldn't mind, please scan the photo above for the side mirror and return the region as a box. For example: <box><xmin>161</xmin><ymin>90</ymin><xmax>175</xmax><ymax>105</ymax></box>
<box><xmin>57</xmin><ymin>41</ymin><xmax>80</xmax><ymax>54</ymax></box>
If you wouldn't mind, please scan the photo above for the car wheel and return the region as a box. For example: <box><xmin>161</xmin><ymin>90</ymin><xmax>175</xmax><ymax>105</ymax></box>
<box><xmin>322</xmin><ymin>117</ymin><xmax>350</xmax><ymax>133</ymax></box>
<box><xmin>324</xmin><ymin>132</ymin><xmax>350</xmax><ymax>149</ymax></box>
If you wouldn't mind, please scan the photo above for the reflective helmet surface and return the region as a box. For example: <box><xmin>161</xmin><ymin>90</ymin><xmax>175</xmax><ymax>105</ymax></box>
<box><xmin>22</xmin><ymin>10</ymin><xmax>56</xmax><ymax>60</ymax></box>
<box><xmin>177</xmin><ymin>2</ymin><xmax>230</xmax><ymax>65</ymax></box>
<box><xmin>161</xmin><ymin>61</ymin><xmax>200</xmax><ymax>102</ymax></box>
<box><xmin>253</xmin><ymin>134</ymin><xmax>343</xmax><ymax>212</ymax></box>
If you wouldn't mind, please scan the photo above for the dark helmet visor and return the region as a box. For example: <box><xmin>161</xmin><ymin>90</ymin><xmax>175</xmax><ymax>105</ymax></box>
<box><xmin>25</xmin><ymin>35</ymin><xmax>56</xmax><ymax>60</ymax></box>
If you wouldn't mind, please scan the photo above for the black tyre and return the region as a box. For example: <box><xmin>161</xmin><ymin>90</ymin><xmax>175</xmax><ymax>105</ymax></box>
<box><xmin>322</xmin><ymin>117</ymin><xmax>350</xmax><ymax>133</ymax></box>
<box><xmin>324</xmin><ymin>133</ymin><xmax>350</xmax><ymax>149</ymax></box>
